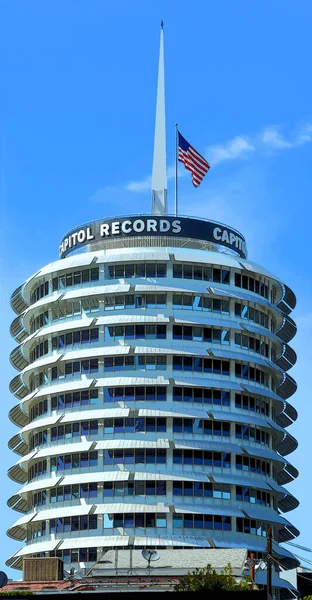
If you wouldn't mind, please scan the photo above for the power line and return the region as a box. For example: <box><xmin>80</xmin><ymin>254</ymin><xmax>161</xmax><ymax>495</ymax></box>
<box><xmin>285</xmin><ymin>541</ymin><xmax>312</xmax><ymax>553</ymax></box>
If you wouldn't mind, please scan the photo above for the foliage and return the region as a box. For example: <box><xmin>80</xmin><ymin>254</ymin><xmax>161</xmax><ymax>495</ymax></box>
<box><xmin>174</xmin><ymin>563</ymin><xmax>255</xmax><ymax>592</ymax></box>
<box><xmin>301</xmin><ymin>597</ymin><xmax>312</xmax><ymax>600</ymax></box>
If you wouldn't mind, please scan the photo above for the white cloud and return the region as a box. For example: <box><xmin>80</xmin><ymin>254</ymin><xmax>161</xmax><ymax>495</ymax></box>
<box><xmin>208</xmin><ymin>136</ymin><xmax>255</xmax><ymax>164</ymax></box>
<box><xmin>90</xmin><ymin>120</ymin><xmax>312</xmax><ymax>198</ymax></box>
<box><xmin>262</xmin><ymin>122</ymin><xmax>312</xmax><ymax>150</ymax></box>
<box><xmin>125</xmin><ymin>175</ymin><xmax>151</xmax><ymax>193</ymax></box>
<box><xmin>262</xmin><ymin>128</ymin><xmax>292</xmax><ymax>149</ymax></box>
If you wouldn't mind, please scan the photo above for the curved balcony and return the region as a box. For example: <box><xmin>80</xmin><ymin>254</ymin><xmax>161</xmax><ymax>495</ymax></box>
<box><xmin>8</xmin><ymin>433</ymin><xmax>28</xmax><ymax>456</ymax></box>
<box><xmin>276</xmin><ymin>315</ymin><xmax>297</xmax><ymax>343</ymax></box>
<box><xmin>276</xmin><ymin>344</ymin><xmax>297</xmax><ymax>372</ymax></box>
<box><xmin>277</xmin><ymin>283</ymin><xmax>296</xmax><ymax>315</ymax></box>
<box><xmin>11</xmin><ymin>284</ymin><xmax>28</xmax><ymax>316</ymax></box>
<box><xmin>7</xmin><ymin>493</ymin><xmax>28</xmax><ymax>514</ymax></box>
<box><xmin>276</xmin><ymin>373</ymin><xmax>297</xmax><ymax>400</ymax></box>
<box><xmin>9</xmin><ymin>404</ymin><xmax>28</xmax><ymax>428</ymax></box>
<box><xmin>10</xmin><ymin>345</ymin><xmax>29</xmax><ymax>372</ymax></box>
<box><xmin>276</xmin><ymin>401</ymin><xmax>297</xmax><ymax>430</ymax></box>
<box><xmin>9</xmin><ymin>374</ymin><xmax>29</xmax><ymax>400</ymax></box>
<box><xmin>10</xmin><ymin>315</ymin><xmax>28</xmax><ymax>343</ymax></box>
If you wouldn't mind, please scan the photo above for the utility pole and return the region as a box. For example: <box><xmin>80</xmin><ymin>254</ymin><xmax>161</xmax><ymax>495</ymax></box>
<box><xmin>267</xmin><ymin>528</ymin><xmax>273</xmax><ymax>600</ymax></box>
<box><xmin>250</xmin><ymin>553</ymin><xmax>255</xmax><ymax>587</ymax></box>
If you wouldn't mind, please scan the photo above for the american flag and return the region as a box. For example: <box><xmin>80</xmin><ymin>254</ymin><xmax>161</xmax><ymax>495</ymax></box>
<box><xmin>178</xmin><ymin>131</ymin><xmax>210</xmax><ymax>187</ymax></box>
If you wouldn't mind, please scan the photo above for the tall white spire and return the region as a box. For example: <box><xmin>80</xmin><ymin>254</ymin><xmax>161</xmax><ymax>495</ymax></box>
<box><xmin>151</xmin><ymin>21</ymin><xmax>167</xmax><ymax>215</ymax></box>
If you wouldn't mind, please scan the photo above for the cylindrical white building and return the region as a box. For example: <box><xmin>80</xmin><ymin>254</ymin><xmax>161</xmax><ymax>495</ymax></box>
<box><xmin>6</xmin><ymin>215</ymin><xmax>299</xmax><ymax>573</ymax></box>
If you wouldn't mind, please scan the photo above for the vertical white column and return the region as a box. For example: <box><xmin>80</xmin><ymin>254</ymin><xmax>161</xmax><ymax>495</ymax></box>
<box><xmin>151</xmin><ymin>23</ymin><xmax>167</xmax><ymax>215</ymax></box>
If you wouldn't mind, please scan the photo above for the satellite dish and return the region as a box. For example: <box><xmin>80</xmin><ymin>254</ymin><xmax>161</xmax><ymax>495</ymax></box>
<box><xmin>0</xmin><ymin>572</ymin><xmax>8</xmax><ymax>589</ymax></box>
<box><xmin>141</xmin><ymin>549</ymin><xmax>160</xmax><ymax>568</ymax></box>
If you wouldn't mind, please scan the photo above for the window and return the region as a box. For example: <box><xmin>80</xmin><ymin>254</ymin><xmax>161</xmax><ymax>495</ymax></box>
<box><xmin>234</xmin><ymin>332</ymin><xmax>269</xmax><ymax>357</ymax></box>
<box><xmin>235</xmin><ymin>455</ymin><xmax>270</xmax><ymax>476</ymax></box>
<box><xmin>173</xmin><ymin>356</ymin><xmax>230</xmax><ymax>375</ymax></box>
<box><xmin>30</xmin><ymin>311</ymin><xmax>49</xmax><ymax>334</ymax></box>
<box><xmin>173</xmin><ymin>325</ymin><xmax>230</xmax><ymax>344</ymax></box>
<box><xmin>30</xmin><ymin>399</ymin><xmax>48</xmax><ymax>421</ymax></box>
<box><xmin>106</xmin><ymin>263</ymin><xmax>167</xmax><ymax>279</ymax></box>
<box><xmin>235</xmin><ymin>424</ymin><xmax>270</xmax><ymax>446</ymax></box>
<box><xmin>31</xmin><ymin>281</ymin><xmax>49</xmax><ymax>304</ymax></box>
<box><xmin>173</xmin><ymin>387</ymin><xmax>230</xmax><ymax>406</ymax></box>
<box><xmin>104</xmin><ymin>386</ymin><xmax>166</xmax><ymax>403</ymax></box>
<box><xmin>104</xmin><ymin>356</ymin><xmax>167</xmax><ymax>372</ymax></box>
<box><xmin>173</xmin><ymin>513</ymin><xmax>231</xmax><ymax>531</ymax></box>
<box><xmin>53</xmin><ymin>359</ymin><xmax>99</xmax><ymax>381</ymax></box>
<box><xmin>173</xmin><ymin>264</ymin><xmax>230</xmax><ymax>284</ymax></box>
<box><xmin>237</xmin><ymin>518</ymin><xmax>268</xmax><ymax>537</ymax></box>
<box><xmin>173</xmin><ymin>450</ymin><xmax>230</xmax><ymax>468</ymax></box>
<box><xmin>51</xmin><ymin>389</ymin><xmax>98</xmax><ymax>411</ymax></box>
<box><xmin>234</xmin><ymin>274</ymin><xmax>269</xmax><ymax>299</ymax></box>
<box><xmin>49</xmin><ymin>515</ymin><xmax>97</xmax><ymax>534</ymax></box>
<box><xmin>52</xmin><ymin>328</ymin><xmax>99</xmax><ymax>351</ymax></box>
<box><xmin>51</xmin><ymin>420</ymin><xmax>98</xmax><ymax>442</ymax></box>
<box><xmin>107</xmin><ymin>324</ymin><xmax>166</xmax><ymax>340</ymax></box>
<box><xmin>235</xmin><ymin>363</ymin><xmax>269</xmax><ymax>386</ymax></box>
<box><xmin>52</xmin><ymin>268</ymin><xmax>99</xmax><ymax>292</ymax></box>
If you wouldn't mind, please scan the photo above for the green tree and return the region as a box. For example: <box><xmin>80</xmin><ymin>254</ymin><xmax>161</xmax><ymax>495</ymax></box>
<box><xmin>174</xmin><ymin>563</ymin><xmax>255</xmax><ymax>592</ymax></box>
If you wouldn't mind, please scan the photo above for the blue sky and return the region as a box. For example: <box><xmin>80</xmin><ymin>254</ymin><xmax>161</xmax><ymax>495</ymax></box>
<box><xmin>1</xmin><ymin>0</ymin><xmax>312</xmax><ymax>577</ymax></box>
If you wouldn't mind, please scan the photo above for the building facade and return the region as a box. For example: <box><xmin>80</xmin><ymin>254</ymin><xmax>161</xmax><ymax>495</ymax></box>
<box><xmin>6</xmin><ymin>215</ymin><xmax>299</xmax><ymax>574</ymax></box>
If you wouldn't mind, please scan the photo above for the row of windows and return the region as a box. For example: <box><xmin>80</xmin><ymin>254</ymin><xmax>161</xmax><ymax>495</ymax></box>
<box><xmin>235</xmin><ymin>393</ymin><xmax>271</xmax><ymax>417</ymax></box>
<box><xmin>31</xmin><ymin>515</ymin><xmax>98</xmax><ymax>538</ymax></box>
<box><xmin>172</xmin><ymin>264</ymin><xmax>230</xmax><ymax>284</ymax></box>
<box><xmin>235</xmin><ymin>424</ymin><xmax>270</xmax><ymax>446</ymax></box>
<box><xmin>236</xmin><ymin>517</ymin><xmax>269</xmax><ymax>537</ymax></box>
<box><xmin>235</xmin><ymin>363</ymin><xmax>269</xmax><ymax>386</ymax></box>
<box><xmin>172</xmin><ymin>294</ymin><xmax>230</xmax><ymax>314</ymax></box>
<box><xmin>236</xmin><ymin>486</ymin><xmax>272</xmax><ymax>508</ymax></box>
<box><xmin>30</xmin><ymin>388</ymin><xmax>273</xmax><ymax>421</ymax></box>
<box><xmin>28</xmin><ymin>295</ymin><xmax>275</xmax><ymax>340</ymax></box>
<box><xmin>51</xmin><ymin>547</ymin><xmax>97</xmax><ymax>563</ymax></box>
<box><xmin>30</xmin><ymin>264</ymin><xmax>273</xmax><ymax>310</ymax></box>
<box><xmin>33</xmin><ymin>357</ymin><xmax>271</xmax><ymax>391</ymax></box>
<box><xmin>32</xmin><ymin>482</ymin><xmax>274</xmax><ymax>507</ymax></box>
<box><xmin>36</xmin><ymin>513</ymin><xmax>245</xmax><ymax>532</ymax></box>
<box><xmin>30</xmin><ymin>399</ymin><xmax>48</xmax><ymax>422</ymax></box>
<box><xmin>28</xmin><ymin>451</ymin><xmax>273</xmax><ymax>481</ymax></box>
<box><xmin>234</xmin><ymin>333</ymin><xmax>269</xmax><ymax>358</ymax></box>
<box><xmin>107</xmin><ymin>324</ymin><xmax>167</xmax><ymax>340</ymax></box>
<box><xmin>234</xmin><ymin>273</ymin><xmax>269</xmax><ymax>300</ymax></box>
<box><xmin>51</xmin><ymin>328</ymin><xmax>99</xmax><ymax>350</ymax></box>
<box><xmin>29</xmin><ymin>418</ymin><xmax>271</xmax><ymax>450</ymax></box>
<box><xmin>52</xmin><ymin>299</ymin><xmax>100</xmax><ymax>321</ymax></box>
<box><xmin>172</xmin><ymin>356</ymin><xmax>230</xmax><ymax>375</ymax></box>
<box><xmin>51</xmin><ymin>389</ymin><xmax>99</xmax><ymax>411</ymax></box>
<box><xmin>31</xmin><ymin>282</ymin><xmax>49</xmax><ymax>304</ymax></box>
<box><xmin>30</xmin><ymin>301</ymin><xmax>100</xmax><ymax>332</ymax></box>
<box><xmin>28</xmin><ymin>452</ymin><xmax>97</xmax><ymax>481</ymax></box>
<box><xmin>173</xmin><ymin>418</ymin><xmax>231</xmax><ymax>436</ymax></box>
<box><xmin>236</xmin><ymin>455</ymin><xmax>271</xmax><ymax>476</ymax></box>
<box><xmin>30</xmin><ymin>311</ymin><xmax>49</xmax><ymax>334</ymax></box>
<box><xmin>52</xmin><ymin>268</ymin><xmax>100</xmax><ymax>291</ymax></box>
<box><xmin>235</xmin><ymin>303</ymin><xmax>270</xmax><ymax>330</ymax></box>
<box><xmin>30</xmin><ymin>340</ymin><xmax>49</xmax><ymax>362</ymax></box>
<box><xmin>173</xmin><ymin>450</ymin><xmax>231</xmax><ymax>468</ymax></box>
<box><xmin>173</xmin><ymin>513</ymin><xmax>231</xmax><ymax>530</ymax></box>
<box><xmin>106</xmin><ymin>263</ymin><xmax>167</xmax><ymax>279</ymax></box>
<box><xmin>173</xmin><ymin>387</ymin><xmax>230</xmax><ymax>406</ymax></box>
<box><xmin>172</xmin><ymin>325</ymin><xmax>230</xmax><ymax>344</ymax></box>
<box><xmin>104</xmin><ymin>293</ymin><xmax>166</xmax><ymax>310</ymax></box>
<box><xmin>29</xmin><ymin>329</ymin><xmax>274</xmax><ymax>367</ymax></box>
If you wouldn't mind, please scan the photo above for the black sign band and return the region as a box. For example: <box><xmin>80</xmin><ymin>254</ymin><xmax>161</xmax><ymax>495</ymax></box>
<box><xmin>59</xmin><ymin>216</ymin><xmax>247</xmax><ymax>259</ymax></box>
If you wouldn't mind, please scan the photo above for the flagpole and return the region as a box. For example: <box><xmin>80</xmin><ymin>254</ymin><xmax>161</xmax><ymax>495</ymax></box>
<box><xmin>175</xmin><ymin>123</ymin><xmax>178</xmax><ymax>216</ymax></box>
